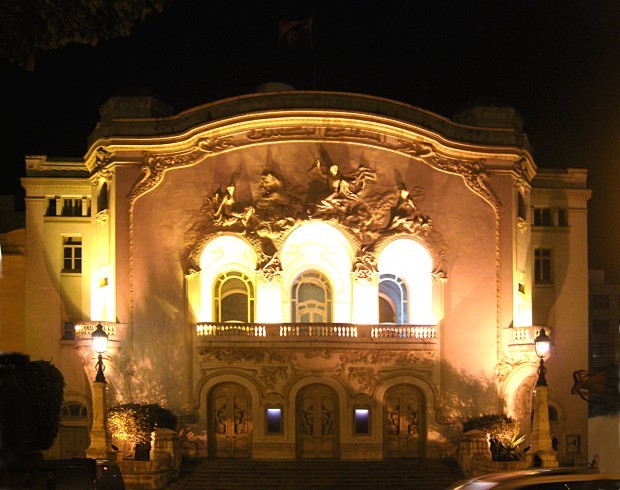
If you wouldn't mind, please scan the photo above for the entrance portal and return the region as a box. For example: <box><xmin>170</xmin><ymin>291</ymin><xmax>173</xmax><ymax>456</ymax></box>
<box><xmin>297</xmin><ymin>384</ymin><xmax>339</xmax><ymax>458</ymax></box>
<box><xmin>384</xmin><ymin>384</ymin><xmax>424</xmax><ymax>458</ymax></box>
<box><xmin>208</xmin><ymin>383</ymin><xmax>252</xmax><ymax>458</ymax></box>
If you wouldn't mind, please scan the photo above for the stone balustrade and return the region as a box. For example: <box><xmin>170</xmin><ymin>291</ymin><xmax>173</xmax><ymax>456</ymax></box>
<box><xmin>195</xmin><ymin>322</ymin><xmax>438</xmax><ymax>345</ymax></box>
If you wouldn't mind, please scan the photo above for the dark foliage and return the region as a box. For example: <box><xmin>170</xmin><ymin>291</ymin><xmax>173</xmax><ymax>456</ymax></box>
<box><xmin>463</xmin><ymin>413</ymin><xmax>524</xmax><ymax>461</ymax></box>
<box><xmin>0</xmin><ymin>0</ymin><xmax>168</xmax><ymax>69</ymax></box>
<box><xmin>29</xmin><ymin>360</ymin><xmax>65</xmax><ymax>450</ymax></box>
<box><xmin>0</xmin><ymin>354</ymin><xmax>65</xmax><ymax>469</ymax></box>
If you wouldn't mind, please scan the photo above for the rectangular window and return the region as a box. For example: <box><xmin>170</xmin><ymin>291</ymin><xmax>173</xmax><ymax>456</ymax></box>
<box><xmin>353</xmin><ymin>408</ymin><xmax>370</xmax><ymax>435</ymax></box>
<box><xmin>62</xmin><ymin>236</ymin><xmax>82</xmax><ymax>273</ymax></box>
<box><xmin>63</xmin><ymin>322</ymin><xmax>75</xmax><ymax>340</ymax></box>
<box><xmin>533</xmin><ymin>208</ymin><xmax>553</xmax><ymax>226</ymax></box>
<box><xmin>591</xmin><ymin>294</ymin><xmax>610</xmax><ymax>309</ymax></box>
<box><xmin>591</xmin><ymin>344</ymin><xmax>601</xmax><ymax>358</ymax></box>
<box><xmin>558</xmin><ymin>208</ymin><xmax>568</xmax><ymax>226</ymax></box>
<box><xmin>592</xmin><ymin>319</ymin><xmax>609</xmax><ymax>334</ymax></box>
<box><xmin>62</xmin><ymin>198</ymin><xmax>83</xmax><ymax>217</ymax></box>
<box><xmin>534</xmin><ymin>249</ymin><xmax>552</xmax><ymax>284</ymax></box>
<box><xmin>266</xmin><ymin>407</ymin><xmax>282</xmax><ymax>434</ymax></box>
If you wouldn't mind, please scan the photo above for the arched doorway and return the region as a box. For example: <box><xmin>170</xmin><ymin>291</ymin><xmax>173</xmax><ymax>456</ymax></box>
<box><xmin>297</xmin><ymin>384</ymin><xmax>339</xmax><ymax>458</ymax></box>
<box><xmin>384</xmin><ymin>384</ymin><xmax>425</xmax><ymax>458</ymax></box>
<box><xmin>208</xmin><ymin>383</ymin><xmax>252</xmax><ymax>458</ymax></box>
<box><xmin>58</xmin><ymin>401</ymin><xmax>89</xmax><ymax>458</ymax></box>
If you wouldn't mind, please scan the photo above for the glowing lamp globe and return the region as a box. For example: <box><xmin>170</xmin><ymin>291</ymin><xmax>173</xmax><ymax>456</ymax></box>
<box><xmin>534</xmin><ymin>328</ymin><xmax>551</xmax><ymax>358</ymax></box>
<box><xmin>92</xmin><ymin>323</ymin><xmax>109</xmax><ymax>354</ymax></box>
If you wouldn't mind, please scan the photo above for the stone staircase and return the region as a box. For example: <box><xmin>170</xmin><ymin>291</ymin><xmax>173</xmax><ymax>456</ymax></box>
<box><xmin>167</xmin><ymin>458</ymin><xmax>464</xmax><ymax>489</ymax></box>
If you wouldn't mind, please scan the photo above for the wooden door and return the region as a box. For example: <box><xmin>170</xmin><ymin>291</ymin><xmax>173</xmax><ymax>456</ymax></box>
<box><xmin>59</xmin><ymin>426</ymin><xmax>89</xmax><ymax>458</ymax></box>
<box><xmin>384</xmin><ymin>385</ymin><xmax>424</xmax><ymax>458</ymax></box>
<box><xmin>209</xmin><ymin>383</ymin><xmax>252</xmax><ymax>458</ymax></box>
<box><xmin>298</xmin><ymin>384</ymin><xmax>338</xmax><ymax>458</ymax></box>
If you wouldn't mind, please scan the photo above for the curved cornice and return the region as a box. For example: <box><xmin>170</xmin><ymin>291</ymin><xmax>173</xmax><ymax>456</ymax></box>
<box><xmin>87</xmin><ymin>91</ymin><xmax>532</xmax><ymax>156</ymax></box>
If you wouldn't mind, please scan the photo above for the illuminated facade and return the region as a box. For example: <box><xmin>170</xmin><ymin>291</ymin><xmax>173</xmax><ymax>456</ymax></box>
<box><xmin>18</xmin><ymin>90</ymin><xmax>591</xmax><ymax>462</ymax></box>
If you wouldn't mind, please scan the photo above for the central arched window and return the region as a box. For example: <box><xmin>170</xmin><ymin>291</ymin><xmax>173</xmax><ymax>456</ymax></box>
<box><xmin>378</xmin><ymin>274</ymin><xmax>408</xmax><ymax>324</ymax></box>
<box><xmin>213</xmin><ymin>271</ymin><xmax>255</xmax><ymax>323</ymax></box>
<box><xmin>291</xmin><ymin>271</ymin><xmax>332</xmax><ymax>323</ymax></box>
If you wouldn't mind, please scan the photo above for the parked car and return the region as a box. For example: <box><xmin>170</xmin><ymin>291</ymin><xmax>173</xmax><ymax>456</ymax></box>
<box><xmin>446</xmin><ymin>467</ymin><xmax>620</xmax><ymax>489</ymax></box>
<box><xmin>0</xmin><ymin>458</ymin><xmax>125</xmax><ymax>489</ymax></box>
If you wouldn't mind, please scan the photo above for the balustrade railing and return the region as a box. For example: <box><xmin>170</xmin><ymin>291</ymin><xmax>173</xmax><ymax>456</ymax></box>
<box><xmin>508</xmin><ymin>325</ymin><xmax>551</xmax><ymax>345</ymax></box>
<box><xmin>196</xmin><ymin>322</ymin><xmax>437</xmax><ymax>340</ymax></box>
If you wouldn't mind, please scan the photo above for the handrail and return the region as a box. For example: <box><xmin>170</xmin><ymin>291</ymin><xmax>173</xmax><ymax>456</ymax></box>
<box><xmin>196</xmin><ymin>322</ymin><xmax>437</xmax><ymax>339</ymax></box>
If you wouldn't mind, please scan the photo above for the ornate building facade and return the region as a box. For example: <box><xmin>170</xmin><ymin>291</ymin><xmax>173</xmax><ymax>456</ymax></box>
<box><xmin>17</xmin><ymin>89</ymin><xmax>590</xmax><ymax>462</ymax></box>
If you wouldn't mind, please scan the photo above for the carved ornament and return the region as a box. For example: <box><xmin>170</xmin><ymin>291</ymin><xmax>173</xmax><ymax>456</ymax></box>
<box><xmin>185</xmin><ymin>159</ymin><xmax>447</xmax><ymax>279</ymax></box>
<box><xmin>347</xmin><ymin>367</ymin><xmax>378</xmax><ymax>393</ymax></box>
<box><xmin>91</xmin><ymin>147</ymin><xmax>114</xmax><ymax>182</ymax></box>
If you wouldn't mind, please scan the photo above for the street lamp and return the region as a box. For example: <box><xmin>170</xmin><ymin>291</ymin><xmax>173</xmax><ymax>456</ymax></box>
<box><xmin>529</xmin><ymin>327</ymin><xmax>558</xmax><ymax>468</ymax></box>
<box><xmin>86</xmin><ymin>323</ymin><xmax>114</xmax><ymax>459</ymax></box>
<box><xmin>92</xmin><ymin>323</ymin><xmax>109</xmax><ymax>383</ymax></box>
<box><xmin>534</xmin><ymin>327</ymin><xmax>551</xmax><ymax>387</ymax></box>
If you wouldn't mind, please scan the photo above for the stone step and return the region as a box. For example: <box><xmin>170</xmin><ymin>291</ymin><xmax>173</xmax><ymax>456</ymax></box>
<box><xmin>168</xmin><ymin>458</ymin><xmax>464</xmax><ymax>489</ymax></box>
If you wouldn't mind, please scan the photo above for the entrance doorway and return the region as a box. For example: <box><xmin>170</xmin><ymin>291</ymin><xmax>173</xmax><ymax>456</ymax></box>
<box><xmin>208</xmin><ymin>383</ymin><xmax>252</xmax><ymax>458</ymax></box>
<box><xmin>384</xmin><ymin>384</ymin><xmax>424</xmax><ymax>458</ymax></box>
<box><xmin>297</xmin><ymin>384</ymin><xmax>339</xmax><ymax>458</ymax></box>
<box><xmin>59</xmin><ymin>402</ymin><xmax>89</xmax><ymax>458</ymax></box>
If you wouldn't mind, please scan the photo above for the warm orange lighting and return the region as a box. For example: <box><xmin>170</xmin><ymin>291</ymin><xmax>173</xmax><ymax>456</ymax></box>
<box><xmin>378</xmin><ymin>239</ymin><xmax>434</xmax><ymax>324</ymax></box>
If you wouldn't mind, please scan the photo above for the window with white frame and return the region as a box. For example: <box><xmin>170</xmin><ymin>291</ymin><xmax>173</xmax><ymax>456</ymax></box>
<box><xmin>378</xmin><ymin>274</ymin><xmax>408</xmax><ymax>324</ymax></box>
<box><xmin>62</xmin><ymin>236</ymin><xmax>82</xmax><ymax>273</ymax></box>
<box><xmin>291</xmin><ymin>270</ymin><xmax>332</xmax><ymax>323</ymax></box>
<box><xmin>534</xmin><ymin>248</ymin><xmax>552</xmax><ymax>284</ymax></box>
<box><xmin>213</xmin><ymin>271</ymin><xmax>255</xmax><ymax>323</ymax></box>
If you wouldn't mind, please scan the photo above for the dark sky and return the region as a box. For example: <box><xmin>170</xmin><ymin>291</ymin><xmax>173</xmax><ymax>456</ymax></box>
<box><xmin>2</xmin><ymin>1</ymin><xmax>620</xmax><ymax>277</ymax></box>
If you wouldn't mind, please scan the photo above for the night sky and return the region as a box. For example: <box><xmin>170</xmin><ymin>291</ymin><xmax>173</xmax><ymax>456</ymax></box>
<box><xmin>2</xmin><ymin>1</ymin><xmax>619</xmax><ymax>277</ymax></box>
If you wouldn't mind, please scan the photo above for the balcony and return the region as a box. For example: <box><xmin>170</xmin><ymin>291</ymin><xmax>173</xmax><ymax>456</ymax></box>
<box><xmin>74</xmin><ymin>321</ymin><xmax>126</xmax><ymax>355</ymax></box>
<box><xmin>504</xmin><ymin>325</ymin><xmax>553</xmax><ymax>357</ymax></box>
<box><xmin>195</xmin><ymin>322</ymin><xmax>438</xmax><ymax>351</ymax></box>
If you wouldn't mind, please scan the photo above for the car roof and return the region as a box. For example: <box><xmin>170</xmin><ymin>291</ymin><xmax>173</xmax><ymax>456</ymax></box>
<box><xmin>450</xmin><ymin>468</ymin><xmax>620</xmax><ymax>489</ymax></box>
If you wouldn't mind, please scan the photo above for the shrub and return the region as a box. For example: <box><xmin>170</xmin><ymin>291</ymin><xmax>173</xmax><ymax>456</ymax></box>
<box><xmin>463</xmin><ymin>413</ymin><xmax>525</xmax><ymax>461</ymax></box>
<box><xmin>108</xmin><ymin>403</ymin><xmax>177</xmax><ymax>445</ymax></box>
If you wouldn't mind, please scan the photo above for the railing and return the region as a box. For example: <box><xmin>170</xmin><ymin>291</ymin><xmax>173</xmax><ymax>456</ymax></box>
<box><xmin>74</xmin><ymin>321</ymin><xmax>118</xmax><ymax>337</ymax></box>
<box><xmin>196</xmin><ymin>322</ymin><xmax>437</xmax><ymax>340</ymax></box>
<box><xmin>507</xmin><ymin>325</ymin><xmax>552</xmax><ymax>346</ymax></box>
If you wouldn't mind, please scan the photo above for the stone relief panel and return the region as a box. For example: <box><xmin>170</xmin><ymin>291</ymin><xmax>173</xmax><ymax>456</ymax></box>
<box><xmin>183</xmin><ymin>155</ymin><xmax>448</xmax><ymax>280</ymax></box>
<box><xmin>198</xmin><ymin>347</ymin><xmax>437</xmax><ymax>396</ymax></box>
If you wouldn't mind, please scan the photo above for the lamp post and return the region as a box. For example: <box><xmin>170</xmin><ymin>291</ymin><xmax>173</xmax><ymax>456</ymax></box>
<box><xmin>529</xmin><ymin>328</ymin><xmax>558</xmax><ymax>467</ymax></box>
<box><xmin>86</xmin><ymin>323</ymin><xmax>115</xmax><ymax>459</ymax></box>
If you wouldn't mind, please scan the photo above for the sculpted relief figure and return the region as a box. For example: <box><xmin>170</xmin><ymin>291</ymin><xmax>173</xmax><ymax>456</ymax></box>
<box><xmin>388</xmin><ymin>185</ymin><xmax>431</xmax><ymax>234</ymax></box>
<box><xmin>314</xmin><ymin>160</ymin><xmax>376</xmax><ymax>214</ymax></box>
<box><xmin>185</xmin><ymin>157</ymin><xmax>439</xmax><ymax>276</ymax></box>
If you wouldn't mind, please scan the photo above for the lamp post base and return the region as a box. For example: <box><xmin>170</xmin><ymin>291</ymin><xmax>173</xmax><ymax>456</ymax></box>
<box><xmin>527</xmin><ymin>449</ymin><xmax>559</xmax><ymax>468</ymax></box>
<box><xmin>86</xmin><ymin>380</ymin><xmax>116</xmax><ymax>460</ymax></box>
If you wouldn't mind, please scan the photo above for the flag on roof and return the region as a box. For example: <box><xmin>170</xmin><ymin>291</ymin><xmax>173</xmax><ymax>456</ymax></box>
<box><xmin>278</xmin><ymin>16</ymin><xmax>313</xmax><ymax>50</ymax></box>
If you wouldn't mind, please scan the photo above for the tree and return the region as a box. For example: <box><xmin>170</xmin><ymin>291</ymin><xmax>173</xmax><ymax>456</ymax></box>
<box><xmin>0</xmin><ymin>354</ymin><xmax>65</xmax><ymax>469</ymax></box>
<box><xmin>0</xmin><ymin>0</ymin><xmax>168</xmax><ymax>70</ymax></box>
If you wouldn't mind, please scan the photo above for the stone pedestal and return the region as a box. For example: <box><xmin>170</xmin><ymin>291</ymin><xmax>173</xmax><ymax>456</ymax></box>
<box><xmin>150</xmin><ymin>428</ymin><xmax>182</xmax><ymax>480</ymax></box>
<box><xmin>457</xmin><ymin>430</ymin><xmax>491</xmax><ymax>476</ymax></box>
<box><xmin>528</xmin><ymin>384</ymin><xmax>558</xmax><ymax>468</ymax></box>
<box><xmin>86</xmin><ymin>380</ymin><xmax>115</xmax><ymax>459</ymax></box>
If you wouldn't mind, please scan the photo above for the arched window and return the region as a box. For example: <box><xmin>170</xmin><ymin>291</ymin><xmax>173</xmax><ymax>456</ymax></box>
<box><xmin>61</xmin><ymin>402</ymin><xmax>88</xmax><ymax>419</ymax></box>
<box><xmin>379</xmin><ymin>274</ymin><xmax>408</xmax><ymax>324</ymax></box>
<box><xmin>213</xmin><ymin>271</ymin><xmax>255</xmax><ymax>323</ymax></box>
<box><xmin>291</xmin><ymin>271</ymin><xmax>332</xmax><ymax>323</ymax></box>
